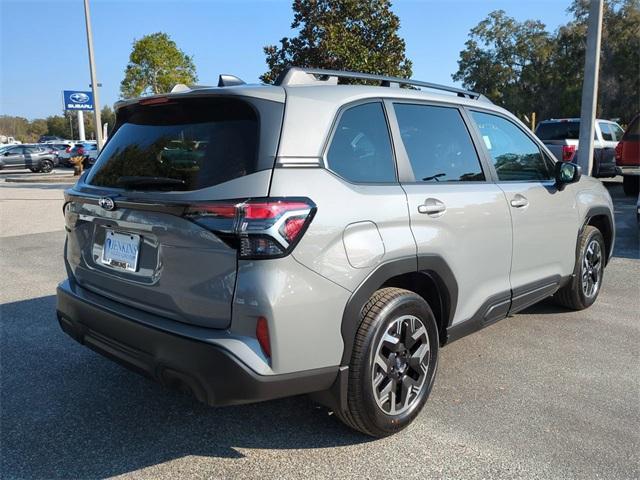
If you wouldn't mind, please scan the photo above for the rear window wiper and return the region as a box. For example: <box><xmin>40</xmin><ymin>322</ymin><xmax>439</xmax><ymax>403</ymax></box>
<box><xmin>116</xmin><ymin>176</ymin><xmax>187</xmax><ymax>190</ymax></box>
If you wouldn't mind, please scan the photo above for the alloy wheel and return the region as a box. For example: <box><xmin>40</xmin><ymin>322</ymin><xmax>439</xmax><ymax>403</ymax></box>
<box><xmin>371</xmin><ymin>315</ymin><xmax>430</xmax><ymax>415</ymax></box>
<box><xmin>582</xmin><ymin>239</ymin><xmax>602</xmax><ymax>298</ymax></box>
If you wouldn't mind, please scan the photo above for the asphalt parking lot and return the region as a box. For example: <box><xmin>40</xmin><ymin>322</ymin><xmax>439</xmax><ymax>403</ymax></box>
<box><xmin>1</xmin><ymin>177</ymin><xmax>638</xmax><ymax>480</ymax></box>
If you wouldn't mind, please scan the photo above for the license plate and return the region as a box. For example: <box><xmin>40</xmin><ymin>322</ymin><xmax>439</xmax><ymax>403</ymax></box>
<box><xmin>102</xmin><ymin>230</ymin><xmax>141</xmax><ymax>272</ymax></box>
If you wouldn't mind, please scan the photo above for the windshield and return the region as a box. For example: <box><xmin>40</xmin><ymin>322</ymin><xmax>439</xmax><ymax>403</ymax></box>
<box><xmin>86</xmin><ymin>97</ymin><xmax>261</xmax><ymax>191</ymax></box>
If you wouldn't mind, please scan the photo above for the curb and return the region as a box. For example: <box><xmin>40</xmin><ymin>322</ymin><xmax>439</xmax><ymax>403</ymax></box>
<box><xmin>3</xmin><ymin>176</ymin><xmax>78</xmax><ymax>184</ymax></box>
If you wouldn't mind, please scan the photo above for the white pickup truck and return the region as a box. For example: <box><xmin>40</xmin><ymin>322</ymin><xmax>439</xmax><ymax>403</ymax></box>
<box><xmin>0</xmin><ymin>135</ymin><xmax>22</xmax><ymax>146</ymax></box>
<box><xmin>535</xmin><ymin>118</ymin><xmax>624</xmax><ymax>178</ymax></box>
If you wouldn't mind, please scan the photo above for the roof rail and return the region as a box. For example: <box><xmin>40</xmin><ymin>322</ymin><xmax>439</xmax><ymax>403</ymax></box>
<box><xmin>275</xmin><ymin>67</ymin><xmax>488</xmax><ymax>101</ymax></box>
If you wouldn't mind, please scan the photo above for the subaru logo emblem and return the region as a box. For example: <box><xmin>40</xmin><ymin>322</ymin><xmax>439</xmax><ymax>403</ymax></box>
<box><xmin>98</xmin><ymin>197</ymin><xmax>115</xmax><ymax>211</ymax></box>
<box><xmin>70</xmin><ymin>93</ymin><xmax>90</xmax><ymax>103</ymax></box>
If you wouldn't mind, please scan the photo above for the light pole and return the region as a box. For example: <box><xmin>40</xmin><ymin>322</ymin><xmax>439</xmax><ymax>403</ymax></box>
<box><xmin>577</xmin><ymin>0</ymin><xmax>604</xmax><ymax>175</ymax></box>
<box><xmin>83</xmin><ymin>0</ymin><xmax>103</xmax><ymax>149</ymax></box>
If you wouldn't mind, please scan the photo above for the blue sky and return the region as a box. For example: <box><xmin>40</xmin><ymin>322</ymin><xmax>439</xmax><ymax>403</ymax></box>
<box><xmin>1</xmin><ymin>0</ymin><xmax>572</xmax><ymax>120</ymax></box>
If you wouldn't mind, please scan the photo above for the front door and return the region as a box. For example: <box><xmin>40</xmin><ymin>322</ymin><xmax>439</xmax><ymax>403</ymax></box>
<box><xmin>469</xmin><ymin>110</ymin><xmax>580</xmax><ymax>310</ymax></box>
<box><xmin>387</xmin><ymin>101</ymin><xmax>513</xmax><ymax>326</ymax></box>
<box><xmin>3</xmin><ymin>146</ymin><xmax>24</xmax><ymax>167</ymax></box>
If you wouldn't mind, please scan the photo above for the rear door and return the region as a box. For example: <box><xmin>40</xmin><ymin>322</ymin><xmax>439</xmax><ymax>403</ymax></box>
<box><xmin>387</xmin><ymin>101</ymin><xmax>513</xmax><ymax>326</ymax></box>
<box><xmin>469</xmin><ymin>110</ymin><xmax>579</xmax><ymax>311</ymax></box>
<box><xmin>64</xmin><ymin>93</ymin><xmax>284</xmax><ymax>329</ymax></box>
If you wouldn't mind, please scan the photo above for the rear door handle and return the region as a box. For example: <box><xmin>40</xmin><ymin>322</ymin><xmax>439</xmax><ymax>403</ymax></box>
<box><xmin>418</xmin><ymin>198</ymin><xmax>446</xmax><ymax>216</ymax></box>
<box><xmin>510</xmin><ymin>194</ymin><xmax>529</xmax><ymax>208</ymax></box>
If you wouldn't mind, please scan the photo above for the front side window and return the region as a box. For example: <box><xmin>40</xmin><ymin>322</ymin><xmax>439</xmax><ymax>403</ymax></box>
<box><xmin>326</xmin><ymin>102</ymin><xmax>396</xmax><ymax>183</ymax></box>
<box><xmin>472</xmin><ymin>111</ymin><xmax>553</xmax><ymax>181</ymax></box>
<box><xmin>394</xmin><ymin>104</ymin><xmax>484</xmax><ymax>182</ymax></box>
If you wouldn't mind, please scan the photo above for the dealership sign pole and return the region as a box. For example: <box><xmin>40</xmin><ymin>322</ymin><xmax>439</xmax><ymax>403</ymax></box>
<box><xmin>83</xmin><ymin>0</ymin><xmax>103</xmax><ymax>150</ymax></box>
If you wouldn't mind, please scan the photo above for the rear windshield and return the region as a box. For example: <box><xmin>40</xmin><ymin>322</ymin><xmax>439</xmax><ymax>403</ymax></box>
<box><xmin>87</xmin><ymin>97</ymin><xmax>266</xmax><ymax>191</ymax></box>
<box><xmin>535</xmin><ymin>121</ymin><xmax>580</xmax><ymax>140</ymax></box>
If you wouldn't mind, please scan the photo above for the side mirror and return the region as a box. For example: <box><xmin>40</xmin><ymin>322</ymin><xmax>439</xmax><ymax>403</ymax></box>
<box><xmin>4</xmin><ymin>151</ymin><xmax>11</xmax><ymax>156</ymax></box>
<box><xmin>555</xmin><ymin>161</ymin><xmax>581</xmax><ymax>188</ymax></box>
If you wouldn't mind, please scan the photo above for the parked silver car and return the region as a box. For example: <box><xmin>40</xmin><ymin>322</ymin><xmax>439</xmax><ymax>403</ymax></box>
<box><xmin>0</xmin><ymin>144</ymin><xmax>58</xmax><ymax>172</ymax></box>
<box><xmin>57</xmin><ymin>68</ymin><xmax>615</xmax><ymax>437</ymax></box>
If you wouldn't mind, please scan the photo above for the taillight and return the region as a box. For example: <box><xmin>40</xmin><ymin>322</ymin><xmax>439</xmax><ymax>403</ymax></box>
<box><xmin>184</xmin><ymin>197</ymin><xmax>316</xmax><ymax>259</ymax></box>
<box><xmin>256</xmin><ymin>316</ymin><xmax>271</xmax><ymax>358</ymax></box>
<box><xmin>65</xmin><ymin>147</ymin><xmax>71</xmax><ymax>153</ymax></box>
<box><xmin>561</xmin><ymin>145</ymin><xmax>576</xmax><ymax>162</ymax></box>
<box><xmin>614</xmin><ymin>142</ymin><xmax>622</xmax><ymax>163</ymax></box>
<box><xmin>77</xmin><ymin>147</ymin><xmax>85</xmax><ymax>155</ymax></box>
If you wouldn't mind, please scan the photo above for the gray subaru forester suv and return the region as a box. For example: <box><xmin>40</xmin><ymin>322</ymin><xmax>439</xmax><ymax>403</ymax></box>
<box><xmin>57</xmin><ymin>68</ymin><xmax>615</xmax><ymax>437</ymax></box>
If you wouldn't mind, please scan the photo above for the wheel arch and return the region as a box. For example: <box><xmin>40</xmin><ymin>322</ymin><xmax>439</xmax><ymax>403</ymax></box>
<box><xmin>582</xmin><ymin>206</ymin><xmax>614</xmax><ymax>265</ymax></box>
<box><xmin>339</xmin><ymin>255</ymin><xmax>458</xmax><ymax>366</ymax></box>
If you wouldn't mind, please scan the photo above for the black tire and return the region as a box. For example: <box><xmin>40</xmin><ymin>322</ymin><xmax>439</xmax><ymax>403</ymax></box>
<box><xmin>622</xmin><ymin>176</ymin><xmax>639</xmax><ymax>197</ymax></box>
<box><xmin>554</xmin><ymin>226</ymin><xmax>606</xmax><ymax>310</ymax></box>
<box><xmin>39</xmin><ymin>160</ymin><xmax>53</xmax><ymax>173</ymax></box>
<box><xmin>336</xmin><ymin>287</ymin><xmax>439</xmax><ymax>437</ymax></box>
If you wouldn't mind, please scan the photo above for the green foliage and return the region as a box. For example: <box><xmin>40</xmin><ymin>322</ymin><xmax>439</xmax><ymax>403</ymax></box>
<box><xmin>1</xmin><ymin>106</ymin><xmax>116</xmax><ymax>143</ymax></box>
<box><xmin>120</xmin><ymin>32</ymin><xmax>198</xmax><ymax>98</ymax></box>
<box><xmin>454</xmin><ymin>0</ymin><xmax>640</xmax><ymax>123</ymax></box>
<box><xmin>261</xmin><ymin>0</ymin><xmax>412</xmax><ymax>84</ymax></box>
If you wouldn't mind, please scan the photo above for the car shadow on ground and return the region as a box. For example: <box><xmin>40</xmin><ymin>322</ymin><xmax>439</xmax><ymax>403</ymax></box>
<box><xmin>602</xmin><ymin>179</ymin><xmax>639</xmax><ymax>260</ymax></box>
<box><xmin>1</xmin><ymin>295</ymin><xmax>371</xmax><ymax>480</ymax></box>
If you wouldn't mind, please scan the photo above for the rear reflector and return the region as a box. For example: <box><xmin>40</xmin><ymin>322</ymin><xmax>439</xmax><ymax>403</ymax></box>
<box><xmin>184</xmin><ymin>198</ymin><xmax>316</xmax><ymax>259</ymax></box>
<box><xmin>256</xmin><ymin>316</ymin><xmax>271</xmax><ymax>358</ymax></box>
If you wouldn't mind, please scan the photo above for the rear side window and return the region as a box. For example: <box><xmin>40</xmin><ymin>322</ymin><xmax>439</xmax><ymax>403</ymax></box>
<box><xmin>472</xmin><ymin>111</ymin><xmax>554</xmax><ymax>181</ymax></box>
<box><xmin>87</xmin><ymin>98</ymin><xmax>262</xmax><ymax>191</ymax></box>
<box><xmin>326</xmin><ymin>102</ymin><xmax>396</xmax><ymax>183</ymax></box>
<box><xmin>599</xmin><ymin>122</ymin><xmax>624</xmax><ymax>142</ymax></box>
<box><xmin>394</xmin><ymin>104</ymin><xmax>484</xmax><ymax>182</ymax></box>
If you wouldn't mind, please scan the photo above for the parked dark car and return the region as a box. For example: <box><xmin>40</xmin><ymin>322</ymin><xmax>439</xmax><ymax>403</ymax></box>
<box><xmin>0</xmin><ymin>144</ymin><xmax>58</xmax><ymax>172</ymax></box>
<box><xmin>615</xmin><ymin>114</ymin><xmax>640</xmax><ymax>196</ymax></box>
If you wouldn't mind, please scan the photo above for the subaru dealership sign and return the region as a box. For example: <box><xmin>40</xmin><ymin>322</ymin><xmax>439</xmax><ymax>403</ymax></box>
<box><xmin>63</xmin><ymin>90</ymin><xmax>94</xmax><ymax>111</ymax></box>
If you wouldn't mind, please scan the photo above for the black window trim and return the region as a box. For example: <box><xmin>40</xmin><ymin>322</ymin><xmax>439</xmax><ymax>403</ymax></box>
<box><xmin>384</xmin><ymin>98</ymin><xmax>492</xmax><ymax>184</ymax></box>
<box><xmin>321</xmin><ymin>98</ymin><xmax>400</xmax><ymax>186</ymax></box>
<box><xmin>465</xmin><ymin>106</ymin><xmax>557</xmax><ymax>185</ymax></box>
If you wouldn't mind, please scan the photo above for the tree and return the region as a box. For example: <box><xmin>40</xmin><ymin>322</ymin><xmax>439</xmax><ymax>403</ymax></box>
<box><xmin>452</xmin><ymin>10</ymin><xmax>555</xmax><ymax>119</ymax></box>
<box><xmin>120</xmin><ymin>32</ymin><xmax>197</xmax><ymax>98</ymax></box>
<box><xmin>100</xmin><ymin>105</ymin><xmax>116</xmax><ymax>136</ymax></box>
<box><xmin>453</xmin><ymin>1</ymin><xmax>640</xmax><ymax>123</ymax></box>
<box><xmin>261</xmin><ymin>0</ymin><xmax>412</xmax><ymax>84</ymax></box>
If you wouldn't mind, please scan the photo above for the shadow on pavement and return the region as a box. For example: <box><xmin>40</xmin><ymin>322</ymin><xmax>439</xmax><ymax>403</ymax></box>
<box><xmin>602</xmin><ymin>179</ymin><xmax>639</xmax><ymax>260</ymax></box>
<box><xmin>0</xmin><ymin>296</ymin><xmax>371</xmax><ymax>480</ymax></box>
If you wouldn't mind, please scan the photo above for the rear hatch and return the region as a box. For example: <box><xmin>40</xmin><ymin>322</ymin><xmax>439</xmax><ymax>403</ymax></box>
<box><xmin>63</xmin><ymin>91</ymin><xmax>284</xmax><ymax>329</ymax></box>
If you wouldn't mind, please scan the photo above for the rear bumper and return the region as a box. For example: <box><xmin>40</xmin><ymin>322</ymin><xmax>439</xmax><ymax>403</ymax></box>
<box><xmin>56</xmin><ymin>280</ymin><xmax>337</xmax><ymax>406</ymax></box>
<box><xmin>617</xmin><ymin>165</ymin><xmax>640</xmax><ymax>176</ymax></box>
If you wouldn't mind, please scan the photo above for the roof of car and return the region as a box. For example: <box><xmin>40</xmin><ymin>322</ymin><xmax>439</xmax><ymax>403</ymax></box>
<box><xmin>114</xmin><ymin>67</ymin><xmax>506</xmax><ymax>115</ymax></box>
<box><xmin>539</xmin><ymin>118</ymin><xmax>618</xmax><ymax>124</ymax></box>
